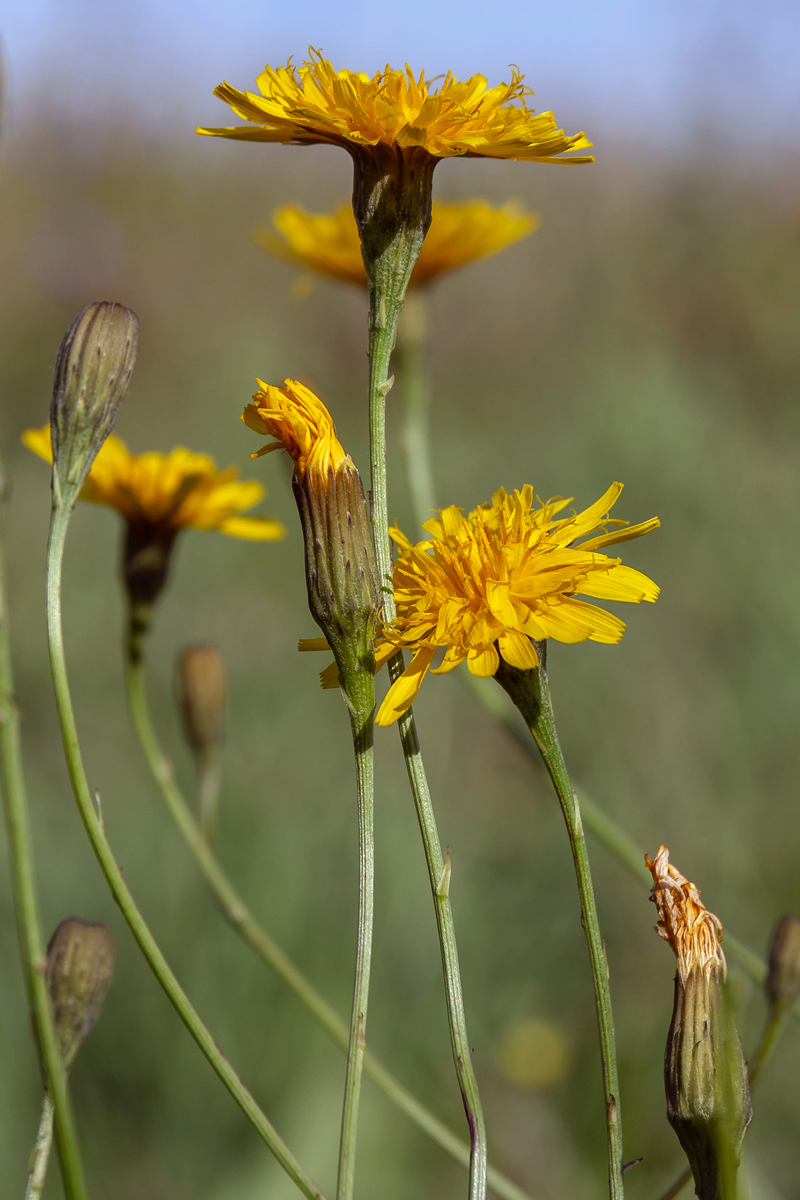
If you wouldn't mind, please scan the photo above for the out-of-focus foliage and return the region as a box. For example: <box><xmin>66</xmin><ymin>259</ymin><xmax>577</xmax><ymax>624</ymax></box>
<box><xmin>0</xmin><ymin>119</ymin><xmax>799</xmax><ymax>1198</ymax></box>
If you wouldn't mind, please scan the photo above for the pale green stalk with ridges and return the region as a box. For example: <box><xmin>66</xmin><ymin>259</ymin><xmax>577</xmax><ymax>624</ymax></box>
<box><xmin>360</xmin><ymin>195</ymin><xmax>488</xmax><ymax>1199</ymax></box>
<box><xmin>45</xmin><ymin>505</ymin><xmax>328</xmax><ymax>1200</ymax></box>
<box><xmin>126</xmin><ymin>655</ymin><xmax>533</xmax><ymax>1200</ymax></box>
<box><xmin>0</xmin><ymin>473</ymin><xmax>88</xmax><ymax>1200</ymax></box>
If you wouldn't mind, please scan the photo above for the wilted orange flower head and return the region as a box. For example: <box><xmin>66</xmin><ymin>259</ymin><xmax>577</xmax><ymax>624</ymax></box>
<box><xmin>256</xmin><ymin>199</ymin><xmax>540</xmax><ymax>289</ymax></box>
<box><xmin>242</xmin><ymin>379</ymin><xmax>350</xmax><ymax>484</ymax></box>
<box><xmin>23</xmin><ymin>426</ymin><xmax>284</xmax><ymax>541</ymax></box>
<box><xmin>646</xmin><ymin>845</ymin><xmax>726</xmax><ymax>982</ymax></box>
<box><xmin>198</xmin><ymin>48</ymin><xmax>593</xmax><ymax>165</ymax></box>
<box><xmin>375</xmin><ymin>483</ymin><xmax>659</xmax><ymax>725</ymax></box>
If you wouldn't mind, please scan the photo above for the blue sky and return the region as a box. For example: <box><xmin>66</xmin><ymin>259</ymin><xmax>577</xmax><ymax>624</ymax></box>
<box><xmin>2</xmin><ymin>0</ymin><xmax>799</xmax><ymax>148</ymax></box>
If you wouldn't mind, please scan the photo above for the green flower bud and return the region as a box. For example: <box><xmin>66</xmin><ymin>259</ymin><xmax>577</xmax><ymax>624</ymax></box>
<box><xmin>177</xmin><ymin>643</ymin><xmax>227</xmax><ymax>763</ymax></box>
<box><xmin>647</xmin><ymin>846</ymin><xmax>752</xmax><ymax>1200</ymax></box>
<box><xmin>766</xmin><ymin>914</ymin><xmax>800</xmax><ymax>1016</ymax></box>
<box><xmin>50</xmin><ymin>302</ymin><xmax>139</xmax><ymax>511</ymax></box>
<box><xmin>45</xmin><ymin>917</ymin><xmax>115</xmax><ymax>1070</ymax></box>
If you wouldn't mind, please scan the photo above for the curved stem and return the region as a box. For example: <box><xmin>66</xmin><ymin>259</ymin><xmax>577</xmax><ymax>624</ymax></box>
<box><xmin>0</xmin><ymin>490</ymin><xmax>88</xmax><ymax>1200</ymax></box>
<box><xmin>45</xmin><ymin>506</ymin><xmax>328</xmax><ymax>1200</ymax></box>
<box><xmin>366</xmin><ymin>268</ymin><xmax>487</xmax><ymax>1200</ymax></box>
<box><xmin>197</xmin><ymin>752</ymin><xmax>221</xmax><ymax>848</ymax></box>
<box><xmin>495</xmin><ymin>656</ymin><xmax>624</xmax><ymax>1200</ymax></box>
<box><xmin>336</xmin><ymin>694</ymin><xmax>375</xmax><ymax>1200</ymax></box>
<box><xmin>26</xmin><ymin>1096</ymin><xmax>55</xmax><ymax>1200</ymax></box>
<box><xmin>126</xmin><ymin>659</ymin><xmax>531</xmax><ymax>1200</ymax></box>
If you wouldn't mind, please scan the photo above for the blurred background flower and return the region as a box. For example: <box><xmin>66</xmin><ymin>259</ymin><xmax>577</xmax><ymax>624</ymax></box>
<box><xmin>0</xmin><ymin>3</ymin><xmax>799</xmax><ymax>1199</ymax></box>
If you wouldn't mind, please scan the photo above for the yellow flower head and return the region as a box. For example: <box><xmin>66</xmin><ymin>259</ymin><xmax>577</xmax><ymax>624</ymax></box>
<box><xmin>375</xmin><ymin>483</ymin><xmax>659</xmax><ymax>725</ymax></box>
<box><xmin>242</xmin><ymin>378</ymin><xmax>350</xmax><ymax>484</ymax></box>
<box><xmin>646</xmin><ymin>845</ymin><xmax>726</xmax><ymax>982</ymax></box>
<box><xmin>255</xmin><ymin>199</ymin><xmax>540</xmax><ymax>289</ymax></box>
<box><xmin>23</xmin><ymin>425</ymin><xmax>284</xmax><ymax>541</ymax></box>
<box><xmin>198</xmin><ymin>48</ymin><xmax>593</xmax><ymax>165</ymax></box>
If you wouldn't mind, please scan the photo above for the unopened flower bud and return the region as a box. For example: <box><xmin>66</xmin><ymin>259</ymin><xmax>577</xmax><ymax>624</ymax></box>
<box><xmin>647</xmin><ymin>846</ymin><xmax>751</xmax><ymax>1200</ymax></box>
<box><xmin>45</xmin><ymin>917</ymin><xmax>115</xmax><ymax>1070</ymax></box>
<box><xmin>50</xmin><ymin>302</ymin><xmax>139</xmax><ymax>511</ymax></box>
<box><xmin>766</xmin><ymin>914</ymin><xmax>800</xmax><ymax>1016</ymax></box>
<box><xmin>177</xmin><ymin>644</ymin><xmax>227</xmax><ymax>762</ymax></box>
<box><xmin>243</xmin><ymin>380</ymin><xmax>380</xmax><ymax>712</ymax></box>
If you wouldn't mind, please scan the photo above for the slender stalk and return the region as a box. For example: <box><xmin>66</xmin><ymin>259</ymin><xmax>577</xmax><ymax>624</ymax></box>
<box><xmin>26</xmin><ymin>1096</ymin><xmax>54</xmax><ymax>1200</ymax></box>
<box><xmin>396</xmin><ymin>291</ymin><xmax>436</xmax><ymax>525</ymax></box>
<box><xmin>197</xmin><ymin>751</ymin><xmax>221</xmax><ymax>848</ymax></box>
<box><xmin>495</xmin><ymin>654</ymin><xmax>624</xmax><ymax>1200</ymax></box>
<box><xmin>366</xmin><ymin>256</ymin><xmax>487</xmax><ymax>1199</ymax></box>
<box><xmin>45</xmin><ymin>507</ymin><xmax>328</xmax><ymax>1200</ymax></box>
<box><xmin>0</xmin><ymin>483</ymin><xmax>88</xmax><ymax>1199</ymax></box>
<box><xmin>126</xmin><ymin>659</ymin><xmax>531</xmax><ymax>1200</ymax></box>
<box><xmin>336</xmin><ymin>692</ymin><xmax>375</xmax><ymax>1200</ymax></box>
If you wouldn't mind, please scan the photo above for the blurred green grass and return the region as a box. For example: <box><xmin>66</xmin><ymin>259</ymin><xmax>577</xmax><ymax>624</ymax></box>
<box><xmin>1</xmin><ymin>122</ymin><xmax>799</xmax><ymax>1198</ymax></box>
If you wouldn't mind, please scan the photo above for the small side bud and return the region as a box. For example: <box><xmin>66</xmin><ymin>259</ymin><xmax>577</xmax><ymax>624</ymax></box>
<box><xmin>50</xmin><ymin>302</ymin><xmax>139</xmax><ymax>511</ymax></box>
<box><xmin>45</xmin><ymin>917</ymin><xmax>115</xmax><ymax>1070</ymax></box>
<box><xmin>766</xmin><ymin>914</ymin><xmax>800</xmax><ymax>1016</ymax></box>
<box><xmin>647</xmin><ymin>846</ymin><xmax>751</xmax><ymax>1200</ymax></box>
<box><xmin>177</xmin><ymin>644</ymin><xmax>227</xmax><ymax>762</ymax></box>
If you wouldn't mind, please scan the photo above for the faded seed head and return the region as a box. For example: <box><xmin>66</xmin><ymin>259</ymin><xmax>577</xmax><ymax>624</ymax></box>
<box><xmin>176</xmin><ymin>644</ymin><xmax>227</xmax><ymax>761</ymax></box>
<box><xmin>45</xmin><ymin>917</ymin><xmax>115</xmax><ymax>1069</ymax></box>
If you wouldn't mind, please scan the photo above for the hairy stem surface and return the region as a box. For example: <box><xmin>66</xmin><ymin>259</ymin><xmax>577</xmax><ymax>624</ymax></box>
<box><xmin>45</xmin><ymin>507</ymin><xmax>327</xmax><ymax>1200</ymax></box>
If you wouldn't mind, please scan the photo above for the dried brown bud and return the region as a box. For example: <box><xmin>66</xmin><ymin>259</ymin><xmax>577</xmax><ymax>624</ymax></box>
<box><xmin>50</xmin><ymin>302</ymin><xmax>139</xmax><ymax>512</ymax></box>
<box><xmin>766</xmin><ymin>914</ymin><xmax>800</xmax><ymax>1015</ymax></box>
<box><xmin>45</xmin><ymin>917</ymin><xmax>115</xmax><ymax>1069</ymax></box>
<box><xmin>647</xmin><ymin>846</ymin><xmax>751</xmax><ymax>1200</ymax></box>
<box><xmin>177</xmin><ymin>644</ymin><xmax>227</xmax><ymax>760</ymax></box>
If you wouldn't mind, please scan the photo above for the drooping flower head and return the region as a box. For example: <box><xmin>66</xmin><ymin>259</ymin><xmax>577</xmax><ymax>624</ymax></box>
<box><xmin>198</xmin><ymin>49</ymin><xmax>593</xmax><ymax>166</ymax></box>
<box><xmin>242</xmin><ymin>378</ymin><xmax>350</xmax><ymax>483</ymax></box>
<box><xmin>24</xmin><ymin>425</ymin><xmax>284</xmax><ymax>657</ymax></box>
<box><xmin>243</xmin><ymin>380</ymin><xmax>380</xmax><ymax>706</ymax></box>
<box><xmin>646</xmin><ymin>845</ymin><xmax>726</xmax><ymax>983</ymax></box>
<box><xmin>375</xmin><ymin>483</ymin><xmax>659</xmax><ymax>725</ymax></box>
<box><xmin>646</xmin><ymin>846</ymin><xmax>752</xmax><ymax>1198</ymax></box>
<box><xmin>255</xmin><ymin>200</ymin><xmax>540</xmax><ymax>289</ymax></box>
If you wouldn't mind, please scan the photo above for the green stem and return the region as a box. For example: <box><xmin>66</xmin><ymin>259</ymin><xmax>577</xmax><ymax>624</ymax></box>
<box><xmin>45</xmin><ymin>506</ymin><xmax>328</xmax><ymax>1200</ymax></box>
<box><xmin>495</xmin><ymin>654</ymin><xmax>624</xmax><ymax>1200</ymax></box>
<box><xmin>26</xmin><ymin>1096</ymin><xmax>55</xmax><ymax>1200</ymax></box>
<box><xmin>336</xmin><ymin>691</ymin><xmax>375</xmax><ymax>1200</ymax></box>
<box><xmin>126</xmin><ymin>659</ymin><xmax>531</xmax><ymax>1200</ymax></box>
<box><xmin>467</xmin><ymin>675</ymin><xmax>778</xmax><ymax>1002</ymax></box>
<box><xmin>197</xmin><ymin>751</ymin><xmax>221</xmax><ymax>848</ymax></box>
<box><xmin>0</xmin><ymin>483</ymin><xmax>88</xmax><ymax>1200</ymax></box>
<box><xmin>396</xmin><ymin>290</ymin><xmax>436</xmax><ymax>525</ymax></box>
<box><xmin>366</xmin><ymin>261</ymin><xmax>487</xmax><ymax>1200</ymax></box>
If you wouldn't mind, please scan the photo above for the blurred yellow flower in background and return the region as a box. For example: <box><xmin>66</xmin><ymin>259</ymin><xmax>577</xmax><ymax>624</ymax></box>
<box><xmin>375</xmin><ymin>483</ymin><xmax>659</xmax><ymax>725</ymax></box>
<box><xmin>255</xmin><ymin>200</ymin><xmax>540</xmax><ymax>290</ymax></box>
<box><xmin>496</xmin><ymin>1017</ymin><xmax>573</xmax><ymax>1090</ymax></box>
<box><xmin>198</xmin><ymin>49</ymin><xmax>592</xmax><ymax>165</ymax></box>
<box><xmin>23</xmin><ymin>425</ymin><xmax>284</xmax><ymax>541</ymax></box>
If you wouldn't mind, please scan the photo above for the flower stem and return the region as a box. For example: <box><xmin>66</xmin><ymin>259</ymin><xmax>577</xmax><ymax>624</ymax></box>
<box><xmin>26</xmin><ymin>1096</ymin><xmax>55</xmax><ymax>1200</ymax></box>
<box><xmin>366</xmin><ymin>254</ymin><xmax>488</xmax><ymax>1200</ymax></box>
<box><xmin>197</xmin><ymin>750</ymin><xmax>222</xmax><ymax>848</ymax></box>
<box><xmin>45</xmin><ymin>506</ymin><xmax>328</xmax><ymax>1200</ymax></box>
<box><xmin>396</xmin><ymin>291</ymin><xmax>436</xmax><ymax>525</ymax></box>
<box><xmin>126</xmin><ymin>658</ymin><xmax>530</xmax><ymax>1200</ymax></box>
<box><xmin>0</xmin><ymin>478</ymin><xmax>88</xmax><ymax>1200</ymax></box>
<box><xmin>336</xmin><ymin>682</ymin><xmax>376</xmax><ymax>1200</ymax></box>
<box><xmin>495</xmin><ymin>653</ymin><xmax>625</xmax><ymax>1200</ymax></box>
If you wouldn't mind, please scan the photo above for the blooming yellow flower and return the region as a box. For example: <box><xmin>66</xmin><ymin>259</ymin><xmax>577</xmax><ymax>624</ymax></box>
<box><xmin>197</xmin><ymin>49</ymin><xmax>592</xmax><ymax>165</ymax></box>
<box><xmin>255</xmin><ymin>200</ymin><xmax>540</xmax><ymax>289</ymax></box>
<box><xmin>375</xmin><ymin>483</ymin><xmax>659</xmax><ymax>725</ymax></box>
<box><xmin>23</xmin><ymin>425</ymin><xmax>284</xmax><ymax>541</ymax></box>
<box><xmin>242</xmin><ymin>378</ymin><xmax>350</xmax><ymax>483</ymax></box>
